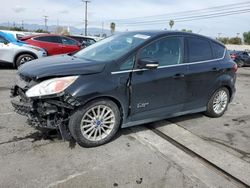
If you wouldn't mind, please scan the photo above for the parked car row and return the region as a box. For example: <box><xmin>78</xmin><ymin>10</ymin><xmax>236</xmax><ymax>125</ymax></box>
<box><xmin>0</xmin><ymin>31</ymin><xmax>101</xmax><ymax>68</ymax></box>
<box><xmin>20</xmin><ymin>34</ymin><xmax>81</xmax><ymax>56</ymax></box>
<box><xmin>0</xmin><ymin>31</ymin><xmax>47</xmax><ymax>68</ymax></box>
<box><xmin>229</xmin><ymin>50</ymin><xmax>250</xmax><ymax>67</ymax></box>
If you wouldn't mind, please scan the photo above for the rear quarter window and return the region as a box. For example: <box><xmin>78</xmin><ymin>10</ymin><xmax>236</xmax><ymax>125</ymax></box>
<box><xmin>211</xmin><ymin>42</ymin><xmax>225</xmax><ymax>59</ymax></box>
<box><xmin>186</xmin><ymin>37</ymin><xmax>213</xmax><ymax>62</ymax></box>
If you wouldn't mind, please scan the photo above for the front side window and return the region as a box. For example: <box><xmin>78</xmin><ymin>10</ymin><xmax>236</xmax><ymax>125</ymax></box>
<box><xmin>139</xmin><ymin>37</ymin><xmax>182</xmax><ymax>66</ymax></box>
<box><xmin>74</xmin><ymin>33</ymin><xmax>154</xmax><ymax>62</ymax></box>
<box><xmin>120</xmin><ymin>56</ymin><xmax>135</xmax><ymax>70</ymax></box>
<box><xmin>186</xmin><ymin>37</ymin><xmax>213</xmax><ymax>62</ymax></box>
<box><xmin>61</xmin><ymin>37</ymin><xmax>77</xmax><ymax>45</ymax></box>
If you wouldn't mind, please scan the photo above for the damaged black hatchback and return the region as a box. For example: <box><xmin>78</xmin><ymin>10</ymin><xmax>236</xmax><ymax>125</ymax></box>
<box><xmin>11</xmin><ymin>31</ymin><xmax>237</xmax><ymax>147</ymax></box>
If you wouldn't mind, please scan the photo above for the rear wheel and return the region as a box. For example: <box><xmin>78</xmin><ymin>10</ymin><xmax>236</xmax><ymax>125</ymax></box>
<box><xmin>236</xmin><ymin>60</ymin><xmax>244</xmax><ymax>68</ymax></box>
<box><xmin>205</xmin><ymin>87</ymin><xmax>229</xmax><ymax>118</ymax></box>
<box><xmin>16</xmin><ymin>54</ymin><xmax>35</xmax><ymax>68</ymax></box>
<box><xmin>69</xmin><ymin>99</ymin><xmax>121</xmax><ymax>147</ymax></box>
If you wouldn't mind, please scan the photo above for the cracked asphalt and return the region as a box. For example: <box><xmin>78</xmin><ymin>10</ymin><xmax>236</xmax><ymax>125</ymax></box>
<box><xmin>0</xmin><ymin>67</ymin><xmax>249</xmax><ymax>188</ymax></box>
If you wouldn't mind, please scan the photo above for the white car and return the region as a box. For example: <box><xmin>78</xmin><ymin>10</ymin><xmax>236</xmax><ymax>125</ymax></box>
<box><xmin>0</xmin><ymin>31</ymin><xmax>47</xmax><ymax>68</ymax></box>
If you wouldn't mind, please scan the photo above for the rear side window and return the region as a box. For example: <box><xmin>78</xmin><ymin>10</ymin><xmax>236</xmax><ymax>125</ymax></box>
<box><xmin>211</xmin><ymin>42</ymin><xmax>225</xmax><ymax>59</ymax></box>
<box><xmin>35</xmin><ymin>36</ymin><xmax>62</xmax><ymax>44</ymax></box>
<box><xmin>186</xmin><ymin>37</ymin><xmax>213</xmax><ymax>62</ymax></box>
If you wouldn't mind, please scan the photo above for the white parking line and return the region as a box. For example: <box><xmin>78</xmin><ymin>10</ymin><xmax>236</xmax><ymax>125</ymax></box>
<box><xmin>152</xmin><ymin>121</ymin><xmax>250</xmax><ymax>186</ymax></box>
<box><xmin>0</xmin><ymin>112</ymin><xmax>15</xmax><ymax>116</ymax></box>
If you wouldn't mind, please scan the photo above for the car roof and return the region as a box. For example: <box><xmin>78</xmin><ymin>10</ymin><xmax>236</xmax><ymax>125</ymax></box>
<box><xmin>119</xmin><ymin>30</ymin><xmax>225</xmax><ymax>47</ymax></box>
<box><xmin>21</xmin><ymin>34</ymin><xmax>79</xmax><ymax>42</ymax></box>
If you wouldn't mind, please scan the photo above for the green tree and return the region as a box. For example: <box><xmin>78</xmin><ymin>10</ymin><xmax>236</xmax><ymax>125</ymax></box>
<box><xmin>110</xmin><ymin>22</ymin><xmax>116</xmax><ymax>35</ymax></box>
<box><xmin>169</xmin><ymin>20</ymin><xmax>174</xmax><ymax>30</ymax></box>
<box><xmin>217</xmin><ymin>37</ymin><xmax>229</xmax><ymax>44</ymax></box>
<box><xmin>35</xmin><ymin>29</ymin><xmax>49</xmax><ymax>33</ymax></box>
<box><xmin>229</xmin><ymin>37</ymin><xmax>242</xmax><ymax>45</ymax></box>
<box><xmin>243</xmin><ymin>31</ymin><xmax>250</xmax><ymax>45</ymax></box>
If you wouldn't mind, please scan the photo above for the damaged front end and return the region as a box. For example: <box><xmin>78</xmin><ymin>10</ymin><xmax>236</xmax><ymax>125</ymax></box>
<box><xmin>11</xmin><ymin>74</ymin><xmax>81</xmax><ymax>140</ymax></box>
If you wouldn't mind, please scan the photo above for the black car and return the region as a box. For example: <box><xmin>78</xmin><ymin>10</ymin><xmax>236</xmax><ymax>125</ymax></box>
<box><xmin>67</xmin><ymin>35</ymin><xmax>98</xmax><ymax>47</ymax></box>
<box><xmin>229</xmin><ymin>50</ymin><xmax>250</xmax><ymax>67</ymax></box>
<box><xmin>11</xmin><ymin>31</ymin><xmax>237</xmax><ymax>147</ymax></box>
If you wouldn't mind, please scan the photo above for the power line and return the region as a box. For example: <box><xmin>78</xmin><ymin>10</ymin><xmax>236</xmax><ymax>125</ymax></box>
<box><xmin>106</xmin><ymin>1</ymin><xmax>250</xmax><ymax>22</ymax></box>
<box><xmin>116</xmin><ymin>8</ymin><xmax>250</xmax><ymax>26</ymax></box>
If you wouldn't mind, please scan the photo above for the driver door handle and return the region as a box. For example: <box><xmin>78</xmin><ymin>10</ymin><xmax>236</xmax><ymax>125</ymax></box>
<box><xmin>173</xmin><ymin>73</ymin><xmax>185</xmax><ymax>79</ymax></box>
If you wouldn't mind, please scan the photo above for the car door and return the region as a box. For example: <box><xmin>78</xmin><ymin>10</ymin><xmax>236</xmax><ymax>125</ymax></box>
<box><xmin>0</xmin><ymin>36</ymin><xmax>13</xmax><ymax>62</ymax></box>
<box><xmin>61</xmin><ymin>36</ymin><xmax>80</xmax><ymax>54</ymax></box>
<box><xmin>130</xmin><ymin>36</ymin><xmax>188</xmax><ymax>121</ymax></box>
<box><xmin>242</xmin><ymin>52</ymin><xmax>250</xmax><ymax>64</ymax></box>
<box><xmin>183</xmin><ymin>37</ymin><xmax>225</xmax><ymax>111</ymax></box>
<box><xmin>32</xmin><ymin>36</ymin><xmax>63</xmax><ymax>55</ymax></box>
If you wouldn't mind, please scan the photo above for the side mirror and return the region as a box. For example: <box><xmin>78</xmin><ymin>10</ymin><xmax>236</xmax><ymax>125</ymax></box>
<box><xmin>138</xmin><ymin>58</ymin><xmax>159</xmax><ymax>69</ymax></box>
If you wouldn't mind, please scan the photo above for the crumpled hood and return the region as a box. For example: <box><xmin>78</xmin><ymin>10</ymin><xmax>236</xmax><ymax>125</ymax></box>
<box><xmin>18</xmin><ymin>55</ymin><xmax>106</xmax><ymax>80</ymax></box>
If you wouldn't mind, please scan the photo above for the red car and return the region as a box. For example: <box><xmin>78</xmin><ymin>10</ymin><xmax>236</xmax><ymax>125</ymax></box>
<box><xmin>20</xmin><ymin>34</ymin><xmax>81</xmax><ymax>56</ymax></box>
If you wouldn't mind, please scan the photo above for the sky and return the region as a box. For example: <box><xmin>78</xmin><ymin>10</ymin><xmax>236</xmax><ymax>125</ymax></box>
<box><xmin>0</xmin><ymin>0</ymin><xmax>249</xmax><ymax>38</ymax></box>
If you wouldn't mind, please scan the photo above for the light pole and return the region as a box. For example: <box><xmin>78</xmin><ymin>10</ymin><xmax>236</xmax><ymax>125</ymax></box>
<box><xmin>82</xmin><ymin>0</ymin><xmax>90</xmax><ymax>36</ymax></box>
<box><xmin>43</xmin><ymin>16</ymin><xmax>48</xmax><ymax>32</ymax></box>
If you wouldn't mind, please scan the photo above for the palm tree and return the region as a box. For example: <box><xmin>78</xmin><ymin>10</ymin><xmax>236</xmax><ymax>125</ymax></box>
<box><xmin>169</xmin><ymin>20</ymin><xmax>174</xmax><ymax>30</ymax></box>
<box><xmin>110</xmin><ymin>22</ymin><xmax>116</xmax><ymax>35</ymax></box>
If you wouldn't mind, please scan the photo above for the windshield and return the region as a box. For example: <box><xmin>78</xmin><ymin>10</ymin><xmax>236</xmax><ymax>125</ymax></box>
<box><xmin>74</xmin><ymin>33</ymin><xmax>152</xmax><ymax>62</ymax></box>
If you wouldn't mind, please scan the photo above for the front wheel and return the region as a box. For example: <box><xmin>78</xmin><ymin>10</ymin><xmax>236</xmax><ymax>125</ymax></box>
<box><xmin>68</xmin><ymin>99</ymin><xmax>121</xmax><ymax>147</ymax></box>
<box><xmin>205</xmin><ymin>87</ymin><xmax>230</xmax><ymax>118</ymax></box>
<box><xmin>16</xmin><ymin>54</ymin><xmax>35</xmax><ymax>68</ymax></box>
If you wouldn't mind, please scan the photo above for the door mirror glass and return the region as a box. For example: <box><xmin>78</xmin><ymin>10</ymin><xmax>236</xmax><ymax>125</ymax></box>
<box><xmin>138</xmin><ymin>58</ymin><xmax>159</xmax><ymax>69</ymax></box>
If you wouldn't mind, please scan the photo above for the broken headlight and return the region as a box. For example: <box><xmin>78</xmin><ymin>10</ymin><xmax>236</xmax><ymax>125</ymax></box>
<box><xmin>26</xmin><ymin>76</ymin><xmax>78</xmax><ymax>98</ymax></box>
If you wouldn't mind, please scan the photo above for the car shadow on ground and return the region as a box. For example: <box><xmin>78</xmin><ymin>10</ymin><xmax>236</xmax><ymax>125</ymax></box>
<box><xmin>119</xmin><ymin>112</ymin><xmax>205</xmax><ymax>139</ymax></box>
<box><xmin>0</xmin><ymin>64</ymin><xmax>15</xmax><ymax>70</ymax></box>
<box><xmin>2</xmin><ymin>112</ymin><xmax>205</xmax><ymax>150</ymax></box>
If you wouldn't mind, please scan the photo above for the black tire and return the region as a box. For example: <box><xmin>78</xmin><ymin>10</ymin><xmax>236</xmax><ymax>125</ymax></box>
<box><xmin>68</xmin><ymin>99</ymin><xmax>121</xmax><ymax>147</ymax></box>
<box><xmin>205</xmin><ymin>87</ymin><xmax>230</xmax><ymax>118</ymax></box>
<box><xmin>236</xmin><ymin>60</ymin><xmax>244</xmax><ymax>68</ymax></box>
<box><xmin>16</xmin><ymin>54</ymin><xmax>35</xmax><ymax>68</ymax></box>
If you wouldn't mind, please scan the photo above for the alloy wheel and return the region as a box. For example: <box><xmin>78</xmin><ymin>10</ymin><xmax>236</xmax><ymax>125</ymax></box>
<box><xmin>80</xmin><ymin>105</ymin><xmax>116</xmax><ymax>141</ymax></box>
<box><xmin>212</xmin><ymin>90</ymin><xmax>228</xmax><ymax>114</ymax></box>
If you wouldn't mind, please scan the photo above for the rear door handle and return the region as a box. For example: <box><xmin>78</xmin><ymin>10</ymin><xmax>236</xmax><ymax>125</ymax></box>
<box><xmin>173</xmin><ymin>73</ymin><xmax>185</xmax><ymax>79</ymax></box>
<box><xmin>212</xmin><ymin>67</ymin><xmax>219</xmax><ymax>72</ymax></box>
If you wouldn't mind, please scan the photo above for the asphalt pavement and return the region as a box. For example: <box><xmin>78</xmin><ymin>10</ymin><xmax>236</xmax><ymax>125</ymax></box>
<box><xmin>0</xmin><ymin>67</ymin><xmax>249</xmax><ymax>188</ymax></box>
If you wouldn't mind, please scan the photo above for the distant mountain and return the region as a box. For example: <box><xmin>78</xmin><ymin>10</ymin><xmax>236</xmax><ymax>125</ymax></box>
<box><xmin>0</xmin><ymin>22</ymin><xmax>112</xmax><ymax>36</ymax></box>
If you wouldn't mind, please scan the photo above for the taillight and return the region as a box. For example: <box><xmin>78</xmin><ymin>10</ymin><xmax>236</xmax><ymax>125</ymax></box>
<box><xmin>233</xmin><ymin>63</ymin><xmax>238</xmax><ymax>72</ymax></box>
<box><xmin>231</xmin><ymin>54</ymin><xmax>237</xmax><ymax>60</ymax></box>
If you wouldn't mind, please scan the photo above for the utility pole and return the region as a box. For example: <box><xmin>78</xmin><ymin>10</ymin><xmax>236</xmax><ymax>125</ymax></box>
<box><xmin>82</xmin><ymin>0</ymin><xmax>90</xmax><ymax>36</ymax></box>
<box><xmin>101</xmin><ymin>21</ymin><xmax>104</xmax><ymax>36</ymax></box>
<box><xmin>43</xmin><ymin>16</ymin><xmax>48</xmax><ymax>32</ymax></box>
<box><xmin>21</xmin><ymin>20</ymin><xmax>24</xmax><ymax>30</ymax></box>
